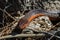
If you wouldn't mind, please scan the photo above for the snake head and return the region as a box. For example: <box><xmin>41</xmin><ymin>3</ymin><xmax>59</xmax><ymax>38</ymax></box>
<box><xmin>18</xmin><ymin>18</ymin><xmax>29</xmax><ymax>29</ymax></box>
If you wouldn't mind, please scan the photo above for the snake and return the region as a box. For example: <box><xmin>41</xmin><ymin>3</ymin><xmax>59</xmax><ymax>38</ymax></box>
<box><xmin>18</xmin><ymin>9</ymin><xmax>60</xmax><ymax>29</ymax></box>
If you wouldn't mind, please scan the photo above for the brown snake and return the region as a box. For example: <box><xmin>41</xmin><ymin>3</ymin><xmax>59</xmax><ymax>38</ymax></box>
<box><xmin>18</xmin><ymin>9</ymin><xmax>60</xmax><ymax>29</ymax></box>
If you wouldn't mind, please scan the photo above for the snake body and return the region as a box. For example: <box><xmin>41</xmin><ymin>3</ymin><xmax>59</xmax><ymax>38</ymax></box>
<box><xmin>18</xmin><ymin>9</ymin><xmax>60</xmax><ymax>29</ymax></box>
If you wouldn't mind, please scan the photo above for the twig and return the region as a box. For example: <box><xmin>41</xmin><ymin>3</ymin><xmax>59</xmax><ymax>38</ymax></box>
<box><xmin>54</xmin><ymin>22</ymin><xmax>60</xmax><ymax>27</ymax></box>
<box><xmin>0</xmin><ymin>21</ymin><xmax>17</xmax><ymax>36</ymax></box>
<box><xmin>0</xmin><ymin>15</ymin><xmax>24</xmax><ymax>37</ymax></box>
<box><xmin>0</xmin><ymin>8</ymin><xmax>16</xmax><ymax>21</ymax></box>
<box><xmin>0</xmin><ymin>34</ymin><xmax>45</xmax><ymax>39</ymax></box>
